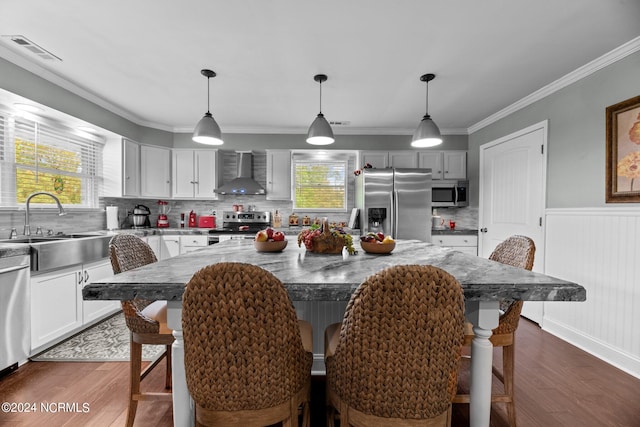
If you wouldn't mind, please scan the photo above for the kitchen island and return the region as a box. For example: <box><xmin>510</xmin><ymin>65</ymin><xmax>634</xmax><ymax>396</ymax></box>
<box><xmin>84</xmin><ymin>239</ymin><xmax>585</xmax><ymax>427</ymax></box>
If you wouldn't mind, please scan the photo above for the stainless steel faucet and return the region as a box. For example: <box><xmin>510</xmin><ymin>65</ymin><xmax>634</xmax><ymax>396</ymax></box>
<box><xmin>24</xmin><ymin>192</ymin><xmax>66</xmax><ymax>236</ymax></box>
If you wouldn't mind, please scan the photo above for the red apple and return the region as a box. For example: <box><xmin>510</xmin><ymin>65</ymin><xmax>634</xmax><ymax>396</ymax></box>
<box><xmin>376</xmin><ymin>232</ymin><xmax>385</xmax><ymax>241</ymax></box>
<box><xmin>265</xmin><ymin>227</ymin><xmax>274</xmax><ymax>239</ymax></box>
<box><xmin>272</xmin><ymin>231</ymin><xmax>285</xmax><ymax>241</ymax></box>
<box><xmin>255</xmin><ymin>230</ymin><xmax>268</xmax><ymax>242</ymax></box>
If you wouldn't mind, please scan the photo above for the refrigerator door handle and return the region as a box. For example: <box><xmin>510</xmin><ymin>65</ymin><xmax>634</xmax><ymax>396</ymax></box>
<box><xmin>393</xmin><ymin>190</ymin><xmax>398</xmax><ymax>237</ymax></box>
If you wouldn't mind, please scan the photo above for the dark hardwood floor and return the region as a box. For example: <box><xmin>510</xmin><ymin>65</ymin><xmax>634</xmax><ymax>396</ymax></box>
<box><xmin>1</xmin><ymin>318</ymin><xmax>639</xmax><ymax>426</ymax></box>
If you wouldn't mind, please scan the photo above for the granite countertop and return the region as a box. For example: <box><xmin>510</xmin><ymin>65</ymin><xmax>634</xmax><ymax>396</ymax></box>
<box><xmin>431</xmin><ymin>228</ymin><xmax>478</xmax><ymax>235</ymax></box>
<box><xmin>84</xmin><ymin>239</ymin><xmax>585</xmax><ymax>304</ymax></box>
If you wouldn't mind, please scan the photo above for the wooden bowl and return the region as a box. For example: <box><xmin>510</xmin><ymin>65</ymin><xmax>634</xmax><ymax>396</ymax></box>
<box><xmin>360</xmin><ymin>240</ymin><xmax>395</xmax><ymax>254</ymax></box>
<box><xmin>254</xmin><ymin>239</ymin><xmax>288</xmax><ymax>252</ymax></box>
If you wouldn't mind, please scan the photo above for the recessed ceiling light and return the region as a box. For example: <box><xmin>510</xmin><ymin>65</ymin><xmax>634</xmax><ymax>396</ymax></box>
<box><xmin>14</xmin><ymin>103</ymin><xmax>43</xmax><ymax>113</ymax></box>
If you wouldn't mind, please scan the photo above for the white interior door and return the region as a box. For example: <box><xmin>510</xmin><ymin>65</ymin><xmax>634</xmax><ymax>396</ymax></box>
<box><xmin>479</xmin><ymin>121</ymin><xmax>547</xmax><ymax>324</ymax></box>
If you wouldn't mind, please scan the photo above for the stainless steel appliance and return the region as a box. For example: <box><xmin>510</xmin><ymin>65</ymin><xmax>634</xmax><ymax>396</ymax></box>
<box><xmin>432</xmin><ymin>180</ymin><xmax>468</xmax><ymax>207</ymax></box>
<box><xmin>209</xmin><ymin>211</ymin><xmax>271</xmax><ymax>242</ymax></box>
<box><xmin>0</xmin><ymin>254</ymin><xmax>30</xmax><ymax>377</ymax></box>
<box><xmin>215</xmin><ymin>152</ymin><xmax>266</xmax><ymax>195</ymax></box>
<box><xmin>355</xmin><ymin>168</ymin><xmax>432</xmax><ymax>242</ymax></box>
<box><xmin>131</xmin><ymin>204</ymin><xmax>151</xmax><ymax>228</ymax></box>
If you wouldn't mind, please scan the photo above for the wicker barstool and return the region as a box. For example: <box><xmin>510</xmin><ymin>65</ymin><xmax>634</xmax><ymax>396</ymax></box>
<box><xmin>109</xmin><ymin>234</ymin><xmax>174</xmax><ymax>427</ymax></box>
<box><xmin>182</xmin><ymin>262</ymin><xmax>313</xmax><ymax>427</ymax></box>
<box><xmin>453</xmin><ymin>235</ymin><xmax>536</xmax><ymax>427</ymax></box>
<box><xmin>324</xmin><ymin>265</ymin><xmax>465</xmax><ymax>427</ymax></box>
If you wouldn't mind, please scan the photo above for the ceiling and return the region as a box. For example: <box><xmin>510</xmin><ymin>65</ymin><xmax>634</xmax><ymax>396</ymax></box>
<box><xmin>1</xmin><ymin>0</ymin><xmax>639</xmax><ymax>136</ymax></box>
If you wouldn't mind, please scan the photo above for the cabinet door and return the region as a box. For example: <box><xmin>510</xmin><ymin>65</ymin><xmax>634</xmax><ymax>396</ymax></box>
<box><xmin>443</xmin><ymin>151</ymin><xmax>467</xmax><ymax>179</ymax></box>
<box><xmin>31</xmin><ymin>266</ymin><xmax>83</xmax><ymax>352</ymax></box>
<box><xmin>266</xmin><ymin>150</ymin><xmax>292</xmax><ymax>200</ymax></box>
<box><xmin>194</xmin><ymin>150</ymin><xmax>219</xmax><ymax>199</ymax></box>
<box><xmin>123</xmin><ymin>139</ymin><xmax>140</xmax><ymax>196</ymax></box>
<box><xmin>361</xmin><ymin>151</ymin><xmax>389</xmax><ymax>169</ymax></box>
<box><xmin>418</xmin><ymin>152</ymin><xmax>443</xmax><ymax>179</ymax></box>
<box><xmin>389</xmin><ymin>151</ymin><xmax>418</xmax><ymax>168</ymax></box>
<box><xmin>82</xmin><ymin>260</ymin><xmax>119</xmax><ymax>324</ymax></box>
<box><xmin>140</xmin><ymin>145</ymin><xmax>171</xmax><ymax>197</ymax></box>
<box><xmin>142</xmin><ymin>235</ymin><xmax>162</xmax><ymax>259</ymax></box>
<box><xmin>160</xmin><ymin>236</ymin><xmax>180</xmax><ymax>259</ymax></box>
<box><xmin>172</xmin><ymin>150</ymin><xmax>195</xmax><ymax>198</ymax></box>
<box><xmin>180</xmin><ymin>235</ymin><xmax>208</xmax><ymax>254</ymax></box>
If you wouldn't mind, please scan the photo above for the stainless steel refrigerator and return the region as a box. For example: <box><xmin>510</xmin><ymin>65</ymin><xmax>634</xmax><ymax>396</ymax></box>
<box><xmin>355</xmin><ymin>168</ymin><xmax>432</xmax><ymax>242</ymax></box>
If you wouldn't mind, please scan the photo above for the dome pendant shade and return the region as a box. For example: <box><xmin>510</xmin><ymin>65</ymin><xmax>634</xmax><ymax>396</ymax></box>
<box><xmin>306</xmin><ymin>74</ymin><xmax>334</xmax><ymax>145</ymax></box>
<box><xmin>411</xmin><ymin>73</ymin><xmax>442</xmax><ymax>148</ymax></box>
<box><xmin>411</xmin><ymin>114</ymin><xmax>442</xmax><ymax>147</ymax></box>
<box><xmin>306</xmin><ymin>113</ymin><xmax>335</xmax><ymax>145</ymax></box>
<box><xmin>193</xmin><ymin>112</ymin><xmax>223</xmax><ymax>145</ymax></box>
<box><xmin>193</xmin><ymin>69</ymin><xmax>224</xmax><ymax>145</ymax></box>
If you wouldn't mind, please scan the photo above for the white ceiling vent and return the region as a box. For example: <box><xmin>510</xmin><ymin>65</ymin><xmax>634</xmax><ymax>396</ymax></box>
<box><xmin>2</xmin><ymin>35</ymin><xmax>62</xmax><ymax>61</ymax></box>
<box><xmin>329</xmin><ymin>120</ymin><xmax>350</xmax><ymax>126</ymax></box>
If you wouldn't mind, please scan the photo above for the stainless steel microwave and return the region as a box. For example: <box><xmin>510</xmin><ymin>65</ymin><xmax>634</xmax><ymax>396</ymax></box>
<box><xmin>432</xmin><ymin>180</ymin><xmax>468</xmax><ymax>207</ymax></box>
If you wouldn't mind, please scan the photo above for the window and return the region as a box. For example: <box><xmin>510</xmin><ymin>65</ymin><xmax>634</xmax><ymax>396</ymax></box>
<box><xmin>0</xmin><ymin>111</ymin><xmax>103</xmax><ymax>208</ymax></box>
<box><xmin>292</xmin><ymin>152</ymin><xmax>348</xmax><ymax>211</ymax></box>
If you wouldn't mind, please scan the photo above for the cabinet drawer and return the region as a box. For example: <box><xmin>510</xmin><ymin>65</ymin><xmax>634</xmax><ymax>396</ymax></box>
<box><xmin>432</xmin><ymin>235</ymin><xmax>478</xmax><ymax>247</ymax></box>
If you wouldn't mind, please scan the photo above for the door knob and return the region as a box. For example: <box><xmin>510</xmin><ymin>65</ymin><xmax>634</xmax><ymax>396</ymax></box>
<box><xmin>480</xmin><ymin>228</ymin><xmax>488</xmax><ymax>233</ymax></box>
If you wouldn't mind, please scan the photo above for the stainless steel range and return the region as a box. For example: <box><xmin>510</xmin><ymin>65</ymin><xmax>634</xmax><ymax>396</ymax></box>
<box><xmin>208</xmin><ymin>211</ymin><xmax>271</xmax><ymax>242</ymax></box>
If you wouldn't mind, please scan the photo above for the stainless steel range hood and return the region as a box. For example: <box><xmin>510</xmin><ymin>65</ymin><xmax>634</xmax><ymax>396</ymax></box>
<box><xmin>216</xmin><ymin>151</ymin><xmax>266</xmax><ymax>195</ymax></box>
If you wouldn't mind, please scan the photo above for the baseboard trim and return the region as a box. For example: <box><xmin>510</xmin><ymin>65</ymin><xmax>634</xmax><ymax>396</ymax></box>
<box><xmin>543</xmin><ymin>317</ymin><xmax>640</xmax><ymax>380</ymax></box>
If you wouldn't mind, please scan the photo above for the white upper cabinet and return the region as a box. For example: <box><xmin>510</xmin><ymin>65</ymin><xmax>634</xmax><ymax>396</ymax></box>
<box><xmin>418</xmin><ymin>150</ymin><xmax>467</xmax><ymax>180</ymax></box>
<box><xmin>360</xmin><ymin>151</ymin><xmax>389</xmax><ymax>168</ymax></box>
<box><xmin>360</xmin><ymin>151</ymin><xmax>419</xmax><ymax>169</ymax></box>
<box><xmin>140</xmin><ymin>145</ymin><xmax>171</xmax><ymax>198</ymax></box>
<box><xmin>122</xmin><ymin>138</ymin><xmax>140</xmax><ymax>197</ymax></box>
<box><xmin>172</xmin><ymin>149</ymin><xmax>219</xmax><ymax>199</ymax></box>
<box><xmin>266</xmin><ymin>150</ymin><xmax>292</xmax><ymax>201</ymax></box>
<box><xmin>389</xmin><ymin>151</ymin><xmax>418</xmax><ymax>168</ymax></box>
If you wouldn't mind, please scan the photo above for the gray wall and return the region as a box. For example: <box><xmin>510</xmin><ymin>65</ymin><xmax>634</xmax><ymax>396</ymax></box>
<box><xmin>468</xmin><ymin>51</ymin><xmax>640</xmax><ymax>208</ymax></box>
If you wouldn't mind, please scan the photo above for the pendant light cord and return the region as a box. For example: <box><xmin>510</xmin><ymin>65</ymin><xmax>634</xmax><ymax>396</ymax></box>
<box><xmin>424</xmin><ymin>80</ymin><xmax>429</xmax><ymax>117</ymax></box>
<box><xmin>206</xmin><ymin>76</ymin><xmax>211</xmax><ymax>114</ymax></box>
<box><xmin>318</xmin><ymin>79</ymin><xmax>323</xmax><ymax>114</ymax></box>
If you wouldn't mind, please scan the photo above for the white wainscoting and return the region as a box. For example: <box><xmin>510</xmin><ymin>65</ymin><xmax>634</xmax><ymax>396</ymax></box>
<box><xmin>544</xmin><ymin>208</ymin><xmax>640</xmax><ymax>378</ymax></box>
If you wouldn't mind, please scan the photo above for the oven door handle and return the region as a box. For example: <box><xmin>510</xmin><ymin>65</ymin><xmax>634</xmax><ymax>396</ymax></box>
<box><xmin>0</xmin><ymin>264</ymin><xmax>29</xmax><ymax>274</ymax></box>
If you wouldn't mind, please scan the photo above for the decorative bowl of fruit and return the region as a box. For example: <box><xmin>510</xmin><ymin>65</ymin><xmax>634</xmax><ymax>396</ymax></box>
<box><xmin>298</xmin><ymin>218</ymin><xmax>356</xmax><ymax>255</ymax></box>
<box><xmin>359</xmin><ymin>232</ymin><xmax>396</xmax><ymax>254</ymax></box>
<box><xmin>254</xmin><ymin>228</ymin><xmax>288</xmax><ymax>252</ymax></box>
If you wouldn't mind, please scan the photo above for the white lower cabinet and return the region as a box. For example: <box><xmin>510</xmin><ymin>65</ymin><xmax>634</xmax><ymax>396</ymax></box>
<box><xmin>432</xmin><ymin>234</ymin><xmax>478</xmax><ymax>255</ymax></box>
<box><xmin>160</xmin><ymin>235</ymin><xmax>180</xmax><ymax>259</ymax></box>
<box><xmin>141</xmin><ymin>235</ymin><xmax>162</xmax><ymax>259</ymax></box>
<box><xmin>30</xmin><ymin>259</ymin><xmax>119</xmax><ymax>354</ymax></box>
<box><xmin>179</xmin><ymin>235</ymin><xmax>208</xmax><ymax>254</ymax></box>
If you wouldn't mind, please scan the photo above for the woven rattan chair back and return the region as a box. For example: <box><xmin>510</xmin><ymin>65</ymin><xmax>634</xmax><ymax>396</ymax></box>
<box><xmin>489</xmin><ymin>235</ymin><xmax>536</xmax><ymax>335</ymax></box>
<box><xmin>109</xmin><ymin>234</ymin><xmax>159</xmax><ymax>334</ymax></box>
<box><xmin>182</xmin><ymin>262</ymin><xmax>313</xmax><ymax>426</ymax></box>
<box><xmin>327</xmin><ymin>264</ymin><xmax>465</xmax><ymax>423</ymax></box>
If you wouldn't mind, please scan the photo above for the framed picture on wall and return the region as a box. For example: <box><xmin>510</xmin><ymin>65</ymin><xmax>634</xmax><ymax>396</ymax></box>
<box><xmin>606</xmin><ymin>94</ymin><xmax>640</xmax><ymax>203</ymax></box>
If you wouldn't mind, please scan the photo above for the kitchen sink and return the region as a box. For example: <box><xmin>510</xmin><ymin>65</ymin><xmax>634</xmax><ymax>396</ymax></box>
<box><xmin>0</xmin><ymin>234</ymin><xmax>112</xmax><ymax>273</ymax></box>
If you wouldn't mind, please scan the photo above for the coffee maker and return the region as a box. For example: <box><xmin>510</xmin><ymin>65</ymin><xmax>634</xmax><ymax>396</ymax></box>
<box><xmin>156</xmin><ymin>200</ymin><xmax>171</xmax><ymax>228</ymax></box>
<box><xmin>368</xmin><ymin>207</ymin><xmax>386</xmax><ymax>235</ymax></box>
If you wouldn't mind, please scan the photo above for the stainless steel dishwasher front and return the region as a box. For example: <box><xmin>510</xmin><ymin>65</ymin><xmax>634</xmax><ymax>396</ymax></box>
<box><xmin>0</xmin><ymin>254</ymin><xmax>30</xmax><ymax>377</ymax></box>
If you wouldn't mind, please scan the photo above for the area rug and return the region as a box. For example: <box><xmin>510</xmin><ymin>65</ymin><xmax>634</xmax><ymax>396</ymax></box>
<box><xmin>31</xmin><ymin>312</ymin><xmax>165</xmax><ymax>362</ymax></box>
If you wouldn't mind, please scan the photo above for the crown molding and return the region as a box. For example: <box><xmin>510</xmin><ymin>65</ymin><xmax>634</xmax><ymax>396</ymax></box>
<box><xmin>468</xmin><ymin>36</ymin><xmax>640</xmax><ymax>134</ymax></box>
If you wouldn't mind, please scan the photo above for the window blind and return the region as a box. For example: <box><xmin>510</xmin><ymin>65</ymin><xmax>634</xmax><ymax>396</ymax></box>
<box><xmin>293</xmin><ymin>157</ymin><xmax>347</xmax><ymax>211</ymax></box>
<box><xmin>0</xmin><ymin>110</ymin><xmax>104</xmax><ymax>208</ymax></box>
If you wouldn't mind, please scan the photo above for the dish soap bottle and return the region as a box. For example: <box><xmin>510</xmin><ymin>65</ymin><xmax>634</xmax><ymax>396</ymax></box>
<box><xmin>273</xmin><ymin>210</ymin><xmax>282</xmax><ymax>228</ymax></box>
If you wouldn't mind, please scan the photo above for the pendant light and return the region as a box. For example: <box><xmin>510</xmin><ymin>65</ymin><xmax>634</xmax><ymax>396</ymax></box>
<box><xmin>306</xmin><ymin>74</ymin><xmax>335</xmax><ymax>145</ymax></box>
<box><xmin>411</xmin><ymin>73</ymin><xmax>443</xmax><ymax>148</ymax></box>
<box><xmin>192</xmin><ymin>69</ymin><xmax>223</xmax><ymax>145</ymax></box>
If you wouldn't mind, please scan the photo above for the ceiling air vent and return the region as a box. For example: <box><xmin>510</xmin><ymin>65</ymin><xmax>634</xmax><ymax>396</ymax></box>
<box><xmin>2</xmin><ymin>35</ymin><xmax>62</xmax><ymax>61</ymax></box>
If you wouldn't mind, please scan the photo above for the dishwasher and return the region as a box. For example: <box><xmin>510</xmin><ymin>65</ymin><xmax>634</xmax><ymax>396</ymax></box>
<box><xmin>0</xmin><ymin>254</ymin><xmax>30</xmax><ymax>377</ymax></box>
